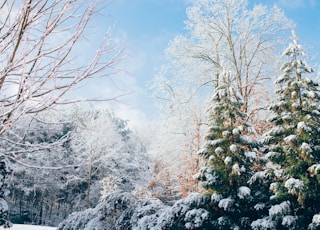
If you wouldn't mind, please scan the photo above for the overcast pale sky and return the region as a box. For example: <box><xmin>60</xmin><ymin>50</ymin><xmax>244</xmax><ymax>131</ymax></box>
<box><xmin>94</xmin><ymin>0</ymin><xmax>320</xmax><ymax>130</ymax></box>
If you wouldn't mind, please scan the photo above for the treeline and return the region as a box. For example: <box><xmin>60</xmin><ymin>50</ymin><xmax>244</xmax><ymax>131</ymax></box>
<box><xmin>4</xmin><ymin>108</ymin><xmax>150</xmax><ymax>226</ymax></box>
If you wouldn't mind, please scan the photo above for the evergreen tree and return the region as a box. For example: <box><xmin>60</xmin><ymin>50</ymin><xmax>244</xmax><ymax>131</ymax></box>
<box><xmin>262</xmin><ymin>31</ymin><xmax>320</xmax><ymax>229</ymax></box>
<box><xmin>195</xmin><ymin>69</ymin><xmax>267</xmax><ymax>229</ymax></box>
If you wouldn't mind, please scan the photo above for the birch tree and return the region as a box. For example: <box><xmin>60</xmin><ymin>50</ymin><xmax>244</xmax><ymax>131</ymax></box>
<box><xmin>0</xmin><ymin>0</ymin><xmax>123</xmax><ymax>226</ymax></box>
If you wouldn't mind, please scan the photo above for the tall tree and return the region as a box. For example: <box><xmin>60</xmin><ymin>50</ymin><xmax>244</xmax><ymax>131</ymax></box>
<box><xmin>146</xmin><ymin>92</ymin><xmax>205</xmax><ymax>201</ymax></box>
<box><xmin>0</xmin><ymin>0</ymin><xmax>123</xmax><ymax>226</ymax></box>
<box><xmin>260</xmin><ymin>31</ymin><xmax>320</xmax><ymax>229</ymax></box>
<box><xmin>157</xmin><ymin>0</ymin><xmax>292</xmax><ymax>117</ymax></box>
<box><xmin>195</xmin><ymin>69</ymin><xmax>267</xmax><ymax>229</ymax></box>
<box><xmin>69</xmin><ymin>108</ymin><xmax>150</xmax><ymax>207</ymax></box>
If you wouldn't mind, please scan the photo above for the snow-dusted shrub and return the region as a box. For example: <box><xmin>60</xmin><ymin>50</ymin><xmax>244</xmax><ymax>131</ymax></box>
<box><xmin>58</xmin><ymin>190</ymin><xmax>215</xmax><ymax>230</ymax></box>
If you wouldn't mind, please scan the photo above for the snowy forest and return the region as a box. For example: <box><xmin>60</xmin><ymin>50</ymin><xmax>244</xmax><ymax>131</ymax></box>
<box><xmin>1</xmin><ymin>0</ymin><xmax>320</xmax><ymax>229</ymax></box>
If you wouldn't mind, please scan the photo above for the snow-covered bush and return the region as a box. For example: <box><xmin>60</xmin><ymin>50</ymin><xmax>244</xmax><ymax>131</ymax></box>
<box><xmin>58</xmin><ymin>190</ymin><xmax>214</xmax><ymax>230</ymax></box>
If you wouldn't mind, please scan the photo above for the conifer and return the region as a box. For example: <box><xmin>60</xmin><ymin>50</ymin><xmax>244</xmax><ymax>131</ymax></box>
<box><xmin>195</xmin><ymin>69</ymin><xmax>266</xmax><ymax>229</ymax></box>
<box><xmin>263</xmin><ymin>31</ymin><xmax>320</xmax><ymax>229</ymax></box>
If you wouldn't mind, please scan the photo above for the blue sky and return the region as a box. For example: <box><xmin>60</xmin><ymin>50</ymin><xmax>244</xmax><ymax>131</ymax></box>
<box><xmin>98</xmin><ymin>0</ymin><xmax>320</xmax><ymax>129</ymax></box>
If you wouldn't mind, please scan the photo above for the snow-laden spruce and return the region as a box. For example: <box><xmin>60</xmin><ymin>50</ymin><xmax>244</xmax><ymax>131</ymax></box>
<box><xmin>263</xmin><ymin>30</ymin><xmax>320</xmax><ymax>229</ymax></box>
<box><xmin>195</xmin><ymin>67</ymin><xmax>270</xmax><ymax>228</ymax></box>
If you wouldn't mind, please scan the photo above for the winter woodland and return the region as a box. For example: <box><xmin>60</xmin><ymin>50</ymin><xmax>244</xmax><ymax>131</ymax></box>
<box><xmin>1</xmin><ymin>0</ymin><xmax>320</xmax><ymax>229</ymax></box>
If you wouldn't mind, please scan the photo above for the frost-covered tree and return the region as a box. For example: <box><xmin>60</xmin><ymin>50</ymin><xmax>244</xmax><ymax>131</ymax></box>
<box><xmin>146</xmin><ymin>92</ymin><xmax>205</xmax><ymax>201</ymax></box>
<box><xmin>1</xmin><ymin>110</ymin><xmax>72</xmax><ymax>226</ymax></box>
<box><xmin>194</xmin><ymin>69</ymin><xmax>267</xmax><ymax>229</ymax></box>
<box><xmin>5</xmin><ymin>107</ymin><xmax>150</xmax><ymax>226</ymax></box>
<box><xmin>69</xmin><ymin>107</ymin><xmax>150</xmax><ymax>207</ymax></box>
<box><xmin>157</xmin><ymin>0</ymin><xmax>292</xmax><ymax>117</ymax></box>
<box><xmin>0</xmin><ymin>0</ymin><xmax>123</xmax><ymax>226</ymax></box>
<box><xmin>261</xmin><ymin>31</ymin><xmax>320</xmax><ymax>229</ymax></box>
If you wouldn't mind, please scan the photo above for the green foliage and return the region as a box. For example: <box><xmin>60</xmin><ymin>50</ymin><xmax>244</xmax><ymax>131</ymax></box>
<box><xmin>264</xmin><ymin>31</ymin><xmax>320</xmax><ymax>228</ymax></box>
<box><xmin>195</xmin><ymin>69</ymin><xmax>270</xmax><ymax>228</ymax></box>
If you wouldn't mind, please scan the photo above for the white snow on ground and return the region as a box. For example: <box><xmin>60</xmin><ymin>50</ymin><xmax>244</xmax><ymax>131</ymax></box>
<box><xmin>0</xmin><ymin>224</ymin><xmax>56</xmax><ymax>230</ymax></box>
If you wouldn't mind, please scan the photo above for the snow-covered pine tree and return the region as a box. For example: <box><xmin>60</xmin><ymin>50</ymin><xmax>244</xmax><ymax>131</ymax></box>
<box><xmin>262</xmin><ymin>31</ymin><xmax>320</xmax><ymax>229</ymax></box>
<box><xmin>195</xmin><ymin>69</ymin><xmax>267</xmax><ymax>229</ymax></box>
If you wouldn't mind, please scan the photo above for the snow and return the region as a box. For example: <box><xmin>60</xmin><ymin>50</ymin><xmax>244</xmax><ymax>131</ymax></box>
<box><xmin>244</xmin><ymin>151</ymin><xmax>256</xmax><ymax>159</ymax></box>
<box><xmin>217</xmin><ymin>216</ymin><xmax>232</xmax><ymax>227</ymax></box>
<box><xmin>248</xmin><ymin>171</ymin><xmax>267</xmax><ymax>184</ymax></box>
<box><xmin>284</xmin><ymin>178</ymin><xmax>304</xmax><ymax>194</ymax></box>
<box><xmin>291</xmin><ymin>102</ymin><xmax>300</xmax><ymax>109</ymax></box>
<box><xmin>254</xmin><ymin>203</ymin><xmax>265</xmax><ymax>210</ymax></box>
<box><xmin>305</xmin><ymin>91</ymin><xmax>316</xmax><ymax>99</ymax></box>
<box><xmin>232</xmin><ymin>163</ymin><xmax>241</xmax><ymax>175</ymax></box>
<box><xmin>282</xmin><ymin>114</ymin><xmax>292</xmax><ymax>122</ymax></box>
<box><xmin>297</xmin><ymin>121</ymin><xmax>311</xmax><ymax>132</ymax></box>
<box><xmin>218</xmin><ymin>197</ymin><xmax>235</xmax><ymax>211</ymax></box>
<box><xmin>209</xmin><ymin>155</ymin><xmax>216</xmax><ymax>162</ymax></box>
<box><xmin>312</xmin><ymin>214</ymin><xmax>320</xmax><ymax>224</ymax></box>
<box><xmin>274</xmin><ymin>169</ymin><xmax>284</xmax><ymax>178</ymax></box>
<box><xmin>284</xmin><ymin>134</ymin><xmax>297</xmax><ymax>144</ymax></box>
<box><xmin>251</xmin><ymin>217</ymin><xmax>275</xmax><ymax>230</ymax></box>
<box><xmin>197</xmin><ymin>148</ymin><xmax>207</xmax><ymax>156</ymax></box>
<box><xmin>232</xmin><ymin>128</ymin><xmax>241</xmax><ymax>135</ymax></box>
<box><xmin>301</xmin><ymin>142</ymin><xmax>312</xmax><ymax>153</ymax></box>
<box><xmin>265</xmin><ymin>151</ymin><xmax>281</xmax><ymax>160</ymax></box>
<box><xmin>312</xmin><ymin>110</ymin><xmax>320</xmax><ymax>116</ymax></box>
<box><xmin>224</xmin><ymin>156</ymin><xmax>232</xmax><ymax>165</ymax></box>
<box><xmin>308</xmin><ymin>164</ymin><xmax>320</xmax><ymax>175</ymax></box>
<box><xmin>237</xmin><ymin>186</ymin><xmax>251</xmax><ymax>199</ymax></box>
<box><xmin>222</xmin><ymin>130</ymin><xmax>231</xmax><ymax>137</ymax></box>
<box><xmin>184</xmin><ymin>209</ymin><xmax>209</xmax><ymax>229</ymax></box>
<box><xmin>282</xmin><ymin>215</ymin><xmax>297</xmax><ymax>228</ymax></box>
<box><xmin>211</xmin><ymin>193</ymin><xmax>223</xmax><ymax>203</ymax></box>
<box><xmin>215</xmin><ymin>147</ymin><xmax>224</xmax><ymax>154</ymax></box>
<box><xmin>240</xmin><ymin>135</ymin><xmax>254</xmax><ymax>144</ymax></box>
<box><xmin>269</xmin><ymin>201</ymin><xmax>291</xmax><ymax>219</ymax></box>
<box><xmin>268</xmin><ymin>126</ymin><xmax>285</xmax><ymax>136</ymax></box>
<box><xmin>208</xmin><ymin>139</ymin><xmax>225</xmax><ymax>147</ymax></box>
<box><xmin>229</xmin><ymin>144</ymin><xmax>239</xmax><ymax>153</ymax></box>
<box><xmin>202</xmin><ymin>167</ymin><xmax>219</xmax><ymax>186</ymax></box>
<box><xmin>0</xmin><ymin>225</ymin><xmax>56</xmax><ymax>230</ymax></box>
<box><xmin>269</xmin><ymin>182</ymin><xmax>279</xmax><ymax>193</ymax></box>
<box><xmin>309</xmin><ymin>214</ymin><xmax>320</xmax><ymax>230</ymax></box>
